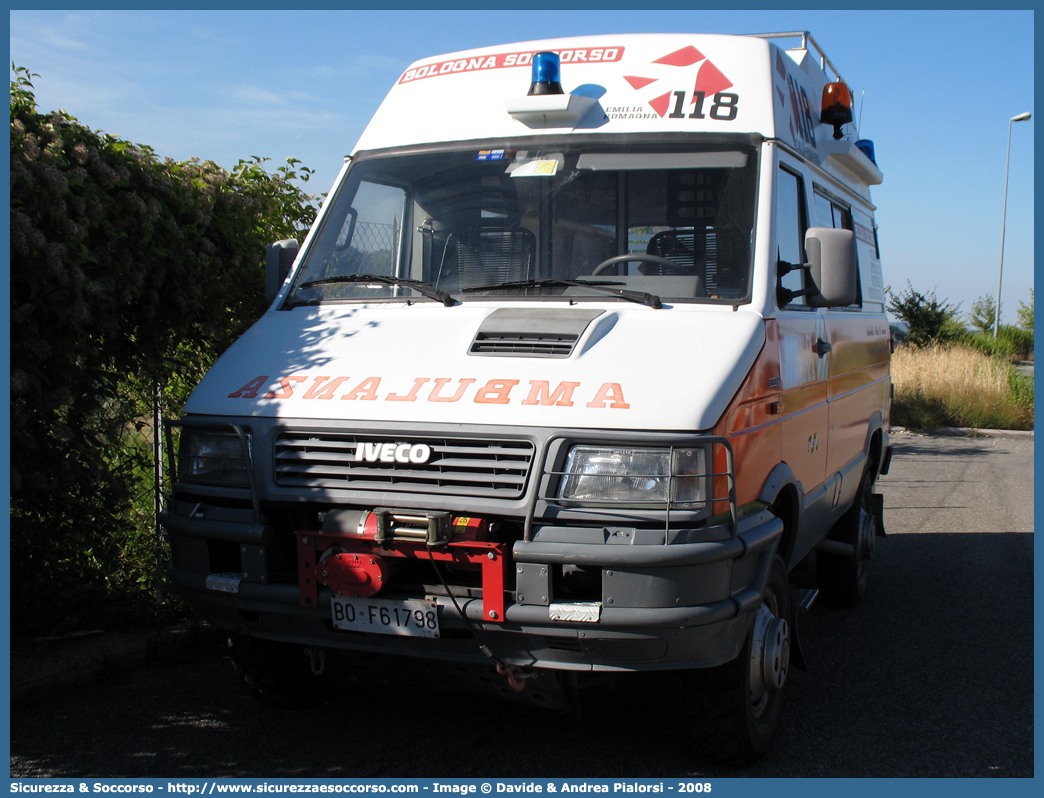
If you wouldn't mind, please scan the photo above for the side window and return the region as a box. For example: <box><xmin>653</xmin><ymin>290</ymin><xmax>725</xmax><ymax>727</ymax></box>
<box><xmin>814</xmin><ymin>192</ymin><xmax>836</xmax><ymax>229</ymax></box>
<box><xmin>776</xmin><ymin>167</ymin><xmax>808</xmax><ymax>308</ymax></box>
<box><xmin>814</xmin><ymin>189</ymin><xmax>853</xmax><ymax>231</ymax></box>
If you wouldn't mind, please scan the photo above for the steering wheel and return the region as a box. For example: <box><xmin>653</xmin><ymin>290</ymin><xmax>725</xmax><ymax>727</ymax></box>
<box><xmin>591</xmin><ymin>253</ymin><xmax>693</xmax><ymax>276</ymax></box>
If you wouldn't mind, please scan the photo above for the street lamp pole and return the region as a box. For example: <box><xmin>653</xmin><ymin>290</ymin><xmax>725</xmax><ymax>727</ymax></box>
<box><xmin>995</xmin><ymin>111</ymin><xmax>1032</xmax><ymax>338</ymax></box>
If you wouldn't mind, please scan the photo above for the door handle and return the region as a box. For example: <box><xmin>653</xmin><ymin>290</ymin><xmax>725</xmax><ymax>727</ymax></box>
<box><xmin>814</xmin><ymin>338</ymin><xmax>832</xmax><ymax>357</ymax></box>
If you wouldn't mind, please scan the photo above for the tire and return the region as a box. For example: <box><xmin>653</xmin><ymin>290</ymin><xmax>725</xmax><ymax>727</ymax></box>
<box><xmin>690</xmin><ymin>556</ymin><xmax>792</xmax><ymax>766</ymax></box>
<box><xmin>817</xmin><ymin>462</ymin><xmax>876</xmax><ymax>607</ymax></box>
<box><xmin>227</xmin><ymin>634</ymin><xmax>329</xmax><ymax>708</ymax></box>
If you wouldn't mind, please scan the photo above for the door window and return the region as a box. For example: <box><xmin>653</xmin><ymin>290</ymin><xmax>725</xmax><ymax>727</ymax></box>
<box><xmin>776</xmin><ymin>167</ymin><xmax>808</xmax><ymax>308</ymax></box>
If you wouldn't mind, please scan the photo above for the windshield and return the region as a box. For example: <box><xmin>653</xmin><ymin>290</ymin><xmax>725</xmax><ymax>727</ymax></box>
<box><xmin>286</xmin><ymin>139</ymin><xmax>758</xmax><ymax>307</ymax></box>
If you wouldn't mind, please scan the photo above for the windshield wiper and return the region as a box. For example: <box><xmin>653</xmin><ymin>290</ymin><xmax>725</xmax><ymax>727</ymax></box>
<box><xmin>299</xmin><ymin>274</ymin><xmax>454</xmax><ymax>307</ymax></box>
<box><xmin>460</xmin><ymin>278</ymin><xmax>663</xmax><ymax>309</ymax></box>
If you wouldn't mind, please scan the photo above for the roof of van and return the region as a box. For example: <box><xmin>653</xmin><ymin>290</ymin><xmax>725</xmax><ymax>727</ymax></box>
<box><xmin>350</xmin><ymin>32</ymin><xmax>881</xmax><ymax>189</ymax></box>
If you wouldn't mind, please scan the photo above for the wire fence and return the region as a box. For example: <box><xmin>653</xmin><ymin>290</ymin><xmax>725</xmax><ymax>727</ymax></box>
<box><xmin>92</xmin><ymin>381</ymin><xmax>175</xmax><ymax>609</ymax></box>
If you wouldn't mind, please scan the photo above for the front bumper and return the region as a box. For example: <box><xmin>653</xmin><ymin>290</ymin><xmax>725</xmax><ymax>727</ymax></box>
<box><xmin>165</xmin><ymin>505</ymin><xmax>782</xmax><ymax>672</ymax></box>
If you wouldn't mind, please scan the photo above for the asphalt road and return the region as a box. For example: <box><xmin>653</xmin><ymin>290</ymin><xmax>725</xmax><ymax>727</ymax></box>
<box><xmin>10</xmin><ymin>432</ymin><xmax>1034</xmax><ymax>778</ymax></box>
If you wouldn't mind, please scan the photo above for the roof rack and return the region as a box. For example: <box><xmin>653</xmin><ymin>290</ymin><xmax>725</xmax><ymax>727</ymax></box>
<box><xmin>745</xmin><ymin>31</ymin><xmax>843</xmax><ymax>83</ymax></box>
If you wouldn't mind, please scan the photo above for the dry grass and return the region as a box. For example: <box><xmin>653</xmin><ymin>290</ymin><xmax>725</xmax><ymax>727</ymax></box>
<box><xmin>891</xmin><ymin>344</ymin><xmax>1033</xmax><ymax>430</ymax></box>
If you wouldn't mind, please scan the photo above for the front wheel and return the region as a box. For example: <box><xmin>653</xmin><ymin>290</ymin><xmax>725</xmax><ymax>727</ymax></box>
<box><xmin>689</xmin><ymin>556</ymin><xmax>792</xmax><ymax>765</ymax></box>
<box><xmin>818</xmin><ymin>463</ymin><xmax>877</xmax><ymax>606</ymax></box>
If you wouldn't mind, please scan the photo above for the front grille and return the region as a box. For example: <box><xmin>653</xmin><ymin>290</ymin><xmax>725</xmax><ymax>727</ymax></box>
<box><xmin>274</xmin><ymin>432</ymin><xmax>534</xmax><ymax>499</ymax></box>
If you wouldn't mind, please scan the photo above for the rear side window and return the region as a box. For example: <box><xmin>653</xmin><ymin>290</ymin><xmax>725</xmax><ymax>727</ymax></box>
<box><xmin>814</xmin><ymin>190</ymin><xmax>852</xmax><ymax>231</ymax></box>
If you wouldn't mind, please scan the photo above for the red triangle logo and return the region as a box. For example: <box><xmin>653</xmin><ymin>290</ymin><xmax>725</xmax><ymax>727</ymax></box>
<box><xmin>648</xmin><ymin>91</ymin><xmax>672</xmax><ymax>118</ymax></box>
<box><xmin>624</xmin><ymin>75</ymin><xmax>658</xmax><ymax>90</ymax></box>
<box><xmin>694</xmin><ymin>60</ymin><xmax>733</xmax><ymax>97</ymax></box>
<box><xmin>653</xmin><ymin>46</ymin><xmax>705</xmax><ymax>68</ymax></box>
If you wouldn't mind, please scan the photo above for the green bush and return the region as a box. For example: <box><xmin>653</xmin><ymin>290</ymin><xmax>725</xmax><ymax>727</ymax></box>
<box><xmin>1008</xmin><ymin>368</ymin><xmax>1034</xmax><ymax>411</ymax></box>
<box><xmin>886</xmin><ymin>282</ymin><xmax>964</xmax><ymax>347</ymax></box>
<box><xmin>963</xmin><ymin>326</ymin><xmax>1034</xmax><ymax>360</ymax></box>
<box><xmin>10</xmin><ymin>66</ymin><xmax>318</xmax><ymax>635</ymax></box>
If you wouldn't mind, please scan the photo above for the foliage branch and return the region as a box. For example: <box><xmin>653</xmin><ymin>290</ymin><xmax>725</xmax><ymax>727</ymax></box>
<box><xmin>10</xmin><ymin>65</ymin><xmax>318</xmax><ymax>631</ymax></box>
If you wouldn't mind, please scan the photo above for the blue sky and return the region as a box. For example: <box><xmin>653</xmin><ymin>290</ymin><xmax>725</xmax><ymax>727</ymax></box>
<box><xmin>9</xmin><ymin>8</ymin><xmax>1035</xmax><ymax>319</ymax></box>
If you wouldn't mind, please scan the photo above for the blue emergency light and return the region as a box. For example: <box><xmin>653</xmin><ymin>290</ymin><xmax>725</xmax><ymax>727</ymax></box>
<box><xmin>855</xmin><ymin>139</ymin><xmax>877</xmax><ymax>165</ymax></box>
<box><xmin>528</xmin><ymin>52</ymin><xmax>564</xmax><ymax>96</ymax></box>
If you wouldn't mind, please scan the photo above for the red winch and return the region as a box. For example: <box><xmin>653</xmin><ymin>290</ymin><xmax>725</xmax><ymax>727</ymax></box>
<box><xmin>316</xmin><ymin>547</ymin><xmax>389</xmax><ymax>598</ymax></box>
<box><xmin>295</xmin><ymin>509</ymin><xmax>506</xmax><ymax>622</ymax></box>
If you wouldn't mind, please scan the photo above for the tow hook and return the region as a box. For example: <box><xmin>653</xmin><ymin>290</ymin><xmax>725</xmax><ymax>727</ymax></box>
<box><xmin>306</xmin><ymin>647</ymin><xmax>326</xmax><ymax>676</ymax></box>
<box><xmin>496</xmin><ymin>661</ymin><xmax>535</xmax><ymax>693</ymax></box>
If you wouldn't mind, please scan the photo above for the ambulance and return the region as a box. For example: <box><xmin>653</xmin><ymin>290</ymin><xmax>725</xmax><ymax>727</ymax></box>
<box><xmin>163</xmin><ymin>31</ymin><xmax>891</xmax><ymax>763</ymax></box>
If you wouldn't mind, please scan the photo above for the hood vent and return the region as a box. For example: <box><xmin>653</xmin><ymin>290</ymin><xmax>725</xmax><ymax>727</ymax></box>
<box><xmin>472</xmin><ymin>332</ymin><xmax>576</xmax><ymax>357</ymax></box>
<box><xmin>469</xmin><ymin>308</ymin><xmax>604</xmax><ymax>358</ymax></box>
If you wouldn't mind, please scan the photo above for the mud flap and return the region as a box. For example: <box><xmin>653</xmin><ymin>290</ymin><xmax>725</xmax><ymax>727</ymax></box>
<box><xmin>873</xmin><ymin>493</ymin><xmax>886</xmax><ymax>537</ymax></box>
<box><xmin>788</xmin><ymin>587</ymin><xmax>818</xmax><ymax>672</ymax></box>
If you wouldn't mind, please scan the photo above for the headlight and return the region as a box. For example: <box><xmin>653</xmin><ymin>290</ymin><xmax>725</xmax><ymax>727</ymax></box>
<box><xmin>557</xmin><ymin>446</ymin><xmax>706</xmax><ymax>508</ymax></box>
<box><xmin>180</xmin><ymin>429</ymin><xmax>252</xmax><ymax>486</ymax></box>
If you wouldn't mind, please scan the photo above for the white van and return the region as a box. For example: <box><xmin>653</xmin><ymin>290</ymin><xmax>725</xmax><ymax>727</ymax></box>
<box><xmin>164</xmin><ymin>31</ymin><xmax>891</xmax><ymax>763</ymax></box>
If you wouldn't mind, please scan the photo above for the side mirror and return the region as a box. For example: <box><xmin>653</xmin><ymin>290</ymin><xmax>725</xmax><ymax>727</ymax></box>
<box><xmin>266</xmin><ymin>239</ymin><xmax>299</xmax><ymax>304</ymax></box>
<box><xmin>804</xmin><ymin>227</ymin><xmax>858</xmax><ymax>308</ymax></box>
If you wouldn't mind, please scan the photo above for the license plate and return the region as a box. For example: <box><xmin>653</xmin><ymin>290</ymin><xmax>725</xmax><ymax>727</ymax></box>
<box><xmin>331</xmin><ymin>596</ymin><xmax>440</xmax><ymax>638</ymax></box>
